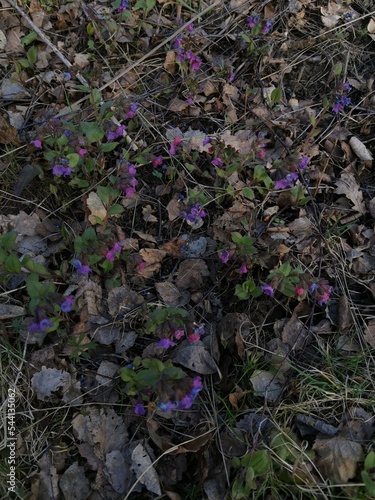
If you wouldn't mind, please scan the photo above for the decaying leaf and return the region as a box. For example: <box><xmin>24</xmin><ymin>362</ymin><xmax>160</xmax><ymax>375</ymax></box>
<box><xmin>334</xmin><ymin>171</ymin><xmax>366</xmax><ymax>214</ymax></box>
<box><xmin>250</xmin><ymin>370</ymin><xmax>283</xmax><ymax>402</ymax></box>
<box><xmin>313</xmin><ymin>436</ymin><xmax>364</xmax><ymax>483</ymax></box>
<box><xmin>364</xmin><ymin>319</ymin><xmax>375</xmax><ymax>349</ymax></box>
<box><xmin>131</xmin><ymin>443</ymin><xmax>161</xmax><ymax>495</ymax></box>
<box><xmin>172</xmin><ymin>343</ymin><xmax>217</xmax><ymax>374</ymax></box>
<box><xmin>281</xmin><ymin>313</ymin><xmax>311</xmax><ymax>350</ymax></box>
<box><xmin>59</xmin><ymin>462</ymin><xmax>90</xmax><ymax>500</ymax></box>
<box><xmin>0</xmin><ymin>304</ymin><xmax>25</xmax><ymax>319</ymax></box>
<box><xmin>164</xmin><ymin>49</ymin><xmax>176</xmax><ymax>73</ymax></box>
<box><xmin>31</xmin><ymin>367</ymin><xmax>70</xmax><ymax>401</ymax></box>
<box><xmin>155</xmin><ymin>281</ymin><xmax>183</xmax><ymax>306</ymax></box>
<box><xmin>104</xmin><ymin>450</ymin><xmax>131</xmax><ymax>494</ymax></box>
<box><xmin>349</xmin><ymin>136</ymin><xmax>373</xmax><ymax>164</ymax></box>
<box><xmin>175</xmin><ymin>259</ymin><xmax>209</xmax><ymax>290</ymax></box>
<box><xmin>87</xmin><ymin>192</ymin><xmax>107</xmax><ymax>224</ymax></box>
<box><xmin>37</xmin><ymin>452</ymin><xmax>60</xmax><ymax>499</ymax></box>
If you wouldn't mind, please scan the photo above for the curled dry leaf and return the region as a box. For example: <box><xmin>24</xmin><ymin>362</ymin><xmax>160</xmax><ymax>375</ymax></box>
<box><xmin>334</xmin><ymin>171</ymin><xmax>366</xmax><ymax>214</ymax></box>
<box><xmin>172</xmin><ymin>343</ymin><xmax>217</xmax><ymax>374</ymax></box>
<box><xmin>349</xmin><ymin>136</ymin><xmax>373</xmax><ymax>165</ymax></box>
<box><xmin>31</xmin><ymin>367</ymin><xmax>70</xmax><ymax>401</ymax></box>
<box><xmin>86</xmin><ymin>192</ymin><xmax>107</xmax><ymax>224</ymax></box>
<box><xmin>59</xmin><ymin>462</ymin><xmax>90</xmax><ymax>500</ymax></box>
<box><xmin>313</xmin><ymin>436</ymin><xmax>364</xmax><ymax>483</ymax></box>
<box><xmin>131</xmin><ymin>443</ymin><xmax>161</xmax><ymax>495</ymax></box>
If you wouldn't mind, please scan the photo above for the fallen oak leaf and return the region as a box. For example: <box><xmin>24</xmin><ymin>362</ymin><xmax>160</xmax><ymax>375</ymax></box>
<box><xmin>334</xmin><ymin>170</ymin><xmax>366</xmax><ymax>214</ymax></box>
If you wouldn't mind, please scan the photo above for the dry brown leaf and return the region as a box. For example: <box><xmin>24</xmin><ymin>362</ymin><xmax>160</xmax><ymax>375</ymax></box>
<box><xmin>368</xmin><ymin>18</ymin><xmax>375</xmax><ymax>41</ymax></box>
<box><xmin>364</xmin><ymin>319</ymin><xmax>375</xmax><ymax>349</ymax></box>
<box><xmin>0</xmin><ymin>113</ymin><xmax>20</xmax><ymax>146</ymax></box>
<box><xmin>142</xmin><ymin>205</ymin><xmax>158</xmax><ymax>223</ymax></box>
<box><xmin>155</xmin><ymin>281</ymin><xmax>183</xmax><ymax>306</ymax></box>
<box><xmin>59</xmin><ymin>462</ymin><xmax>90</xmax><ymax>500</ymax></box>
<box><xmin>164</xmin><ymin>49</ymin><xmax>176</xmax><ymax>73</ymax></box>
<box><xmin>313</xmin><ymin>436</ymin><xmax>364</xmax><ymax>483</ymax></box>
<box><xmin>166</xmin><ymin>198</ymin><xmax>181</xmax><ymax>221</ymax></box>
<box><xmin>86</xmin><ymin>192</ymin><xmax>107</xmax><ymax>224</ymax></box>
<box><xmin>334</xmin><ymin>171</ymin><xmax>366</xmax><ymax>214</ymax></box>
<box><xmin>0</xmin><ymin>304</ymin><xmax>25</xmax><ymax>319</ymax></box>
<box><xmin>169</xmin><ymin>98</ymin><xmax>190</xmax><ymax>112</ymax></box>
<box><xmin>229</xmin><ymin>389</ymin><xmax>248</xmax><ymax>409</ymax></box>
<box><xmin>175</xmin><ymin>259</ymin><xmax>209</xmax><ymax>290</ymax></box>
<box><xmin>172</xmin><ymin>343</ymin><xmax>217</xmax><ymax>374</ymax></box>
<box><xmin>133</xmin><ymin>230</ymin><xmax>157</xmax><ymax>243</ymax></box>
<box><xmin>131</xmin><ymin>443</ymin><xmax>161</xmax><ymax>495</ymax></box>
<box><xmin>338</xmin><ymin>295</ymin><xmax>353</xmax><ymax>331</ymax></box>
<box><xmin>281</xmin><ymin>313</ymin><xmax>311</xmax><ymax>350</ymax></box>
<box><xmin>349</xmin><ymin>136</ymin><xmax>373</xmax><ymax>165</ymax></box>
<box><xmin>250</xmin><ymin>370</ymin><xmax>283</xmax><ymax>402</ymax></box>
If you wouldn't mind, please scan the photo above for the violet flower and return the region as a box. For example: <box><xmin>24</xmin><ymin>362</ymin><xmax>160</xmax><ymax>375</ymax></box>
<box><xmin>274</xmin><ymin>172</ymin><xmax>298</xmax><ymax>190</ymax></box>
<box><xmin>61</xmin><ymin>295</ymin><xmax>75</xmax><ymax>313</ymax></box>
<box><xmin>157</xmin><ymin>338</ymin><xmax>176</xmax><ymax>349</ymax></box>
<box><xmin>72</xmin><ymin>259</ymin><xmax>92</xmax><ymax>274</ymax></box>
<box><xmin>30</xmin><ymin>139</ymin><xmax>42</xmax><ymax>149</ymax></box>
<box><xmin>261</xmin><ymin>284</ymin><xmax>274</xmax><ymax>297</ymax></box>
<box><xmin>134</xmin><ymin>403</ymin><xmax>146</xmax><ymax>416</ymax></box>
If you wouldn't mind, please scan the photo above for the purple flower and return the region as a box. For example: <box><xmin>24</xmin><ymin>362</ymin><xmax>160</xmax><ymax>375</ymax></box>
<box><xmin>169</xmin><ymin>136</ymin><xmax>182</xmax><ymax>155</ymax></box>
<box><xmin>174</xmin><ymin>329</ymin><xmax>184</xmax><ymax>340</ymax></box>
<box><xmin>153</xmin><ymin>155</ymin><xmax>163</xmax><ymax>168</ymax></box>
<box><xmin>202</xmin><ymin>136</ymin><xmax>211</xmax><ymax>146</ymax></box>
<box><xmin>134</xmin><ymin>403</ymin><xmax>146</xmax><ymax>416</ymax></box>
<box><xmin>174</xmin><ymin>35</ymin><xmax>183</xmax><ymax>48</ymax></box>
<box><xmin>239</xmin><ymin>263</ymin><xmax>248</xmax><ymax>274</ymax></box>
<box><xmin>157</xmin><ymin>338</ymin><xmax>176</xmax><ymax>349</ymax></box>
<box><xmin>332</xmin><ymin>95</ymin><xmax>351</xmax><ymax>114</ymax></box>
<box><xmin>191</xmin><ymin>376</ymin><xmax>203</xmax><ymax>397</ymax></box>
<box><xmin>105</xmin><ymin>242</ymin><xmax>123</xmax><ymax>262</ymax></box>
<box><xmin>118</xmin><ymin>0</ymin><xmax>129</xmax><ymax>12</ymax></box>
<box><xmin>298</xmin><ymin>156</ymin><xmax>309</xmax><ymax>170</ymax></box>
<box><xmin>211</xmin><ymin>156</ymin><xmax>223</xmax><ymax>167</ymax></box>
<box><xmin>78</xmin><ymin>148</ymin><xmax>87</xmax><ymax>157</ymax></box>
<box><xmin>261</xmin><ymin>284</ymin><xmax>274</xmax><ymax>297</ymax></box>
<box><xmin>178</xmin><ymin>395</ymin><xmax>193</xmax><ymax>409</ymax></box>
<box><xmin>342</xmin><ymin>82</ymin><xmax>351</xmax><ymax>93</ymax></box>
<box><xmin>220</xmin><ymin>250</ymin><xmax>230</xmax><ymax>264</ymax></box>
<box><xmin>72</xmin><ymin>259</ymin><xmax>92</xmax><ymax>274</ymax></box>
<box><xmin>308</xmin><ymin>283</ymin><xmax>319</xmax><ymax>293</ymax></box>
<box><xmin>186</xmin><ymin>22</ymin><xmax>194</xmax><ymax>32</ymax></box>
<box><xmin>29</xmin><ymin>319</ymin><xmax>52</xmax><ymax>332</ymax></box>
<box><xmin>247</xmin><ymin>15</ymin><xmax>260</xmax><ymax>28</ymax></box>
<box><xmin>274</xmin><ymin>172</ymin><xmax>298</xmax><ymax>189</ymax></box>
<box><xmin>53</xmin><ymin>164</ymin><xmax>73</xmax><ymax>177</ymax></box>
<box><xmin>181</xmin><ymin>203</ymin><xmax>207</xmax><ymax>224</ymax></box>
<box><xmin>126</xmin><ymin>103</ymin><xmax>139</xmax><ymax>119</ymax></box>
<box><xmin>261</xmin><ymin>20</ymin><xmax>273</xmax><ymax>34</ymax></box>
<box><xmin>30</xmin><ymin>139</ymin><xmax>42</xmax><ymax>149</ymax></box>
<box><xmin>61</xmin><ymin>295</ymin><xmax>75</xmax><ymax>313</ymax></box>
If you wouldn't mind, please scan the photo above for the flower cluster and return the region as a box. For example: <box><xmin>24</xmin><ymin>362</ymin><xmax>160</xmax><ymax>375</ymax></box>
<box><xmin>247</xmin><ymin>15</ymin><xmax>272</xmax><ymax>34</ymax></box>
<box><xmin>125</xmin><ymin>103</ymin><xmax>139</xmax><ymax>119</ymax></box>
<box><xmin>332</xmin><ymin>82</ymin><xmax>351</xmax><ymax>114</ymax></box>
<box><xmin>106</xmin><ymin>124</ymin><xmax>126</xmax><ymax>141</ymax></box>
<box><xmin>181</xmin><ymin>203</ymin><xmax>207</xmax><ymax>225</ymax></box>
<box><xmin>72</xmin><ymin>259</ymin><xmax>92</xmax><ymax>274</ymax></box>
<box><xmin>174</xmin><ymin>35</ymin><xmax>202</xmax><ymax>72</ymax></box>
<box><xmin>308</xmin><ymin>280</ymin><xmax>333</xmax><ymax>306</ymax></box>
<box><xmin>274</xmin><ymin>172</ymin><xmax>298</xmax><ymax>190</ymax></box>
<box><xmin>53</xmin><ymin>159</ymin><xmax>74</xmax><ymax>177</ymax></box>
<box><xmin>117</xmin><ymin>0</ymin><xmax>129</xmax><ymax>13</ymax></box>
<box><xmin>117</xmin><ymin>161</ymin><xmax>138</xmax><ymax>198</ymax></box>
<box><xmin>29</xmin><ymin>318</ymin><xmax>53</xmax><ymax>332</ymax></box>
<box><xmin>61</xmin><ymin>295</ymin><xmax>75</xmax><ymax>313</ymax></box>
<box><xmin>105</xmin><ymin>241</ymin><xmax>123</xmax><ymax>262</ymax></box>
<box><xmin>157</xmin><ymin>376</ymin><xmax>203</xmax><ymax>412</ymax></box>
<box><xmin>30</xmin><ymin>139</ymin><xmax>42</xmax><ymax>149</ymax></box>
<box><xmin>157</xmin><ymin>324</ymin><xmax>205</xmax><ymax>349</ymax></box>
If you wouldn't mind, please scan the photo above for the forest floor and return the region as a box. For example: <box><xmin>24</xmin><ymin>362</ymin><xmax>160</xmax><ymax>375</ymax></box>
<box><xmin>1</xmin><ymin>0</ymin><xmax>375</xmax><ymax>498</ymax></box>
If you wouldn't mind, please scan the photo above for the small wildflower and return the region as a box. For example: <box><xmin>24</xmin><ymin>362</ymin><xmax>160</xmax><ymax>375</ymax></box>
<box><xmin>174</xmin><ymin>329</ymin><xmax>184</xmax><ymax>340</ymax></box>
<box><xmin>308</xmin><ymin>280</ymin><xmax>333</xmax><ymax>306</ymax></box>
<box><xmin>261</xmin><ymin>20</ymin><xmax>273</xmax><ymax>34</ymax></box>
<box><xmin>342</xmin><ymin>82</ymin><xmax>351</xmax><ymax>93</ymax></box>
<box><xmin>118</xmin><ymin>0</ymin><xmax>129</xmax><ymax>12</ymax></box>
<box><xmin>191</xmin><ymin>376</ymin><xmax>203</xmax><ymax>397</ymax></box>
<box><xmin>186</xmin><ymin>22</ymin><xmax>194</xmax><ymax>32</ymax></box>
<box><xmin>220</xmin><ymin>250</ymin><xmax>230</xmax><ymax>264</ymax></box>
<box><xmin>78</xmin><ymin>148</ymin><xmax>87</xmax><ymax>157</ymax></box>
<box><xmin>153</xmin><ymin>155</ymin><xmax>163</xmax><ymax>168</ymax></box>
<box><xmin>178</xmin><ymin>395</ymin><xmax>193</xmax><ymax>409</ymax></box>
<box><xmin>72</xmin><ymin>259</ymin><xmax>92</xmax><ymax>275</ymax></box>
<box><xmin>239</xmin><ymin>263</ymin><xmax>248</xmax><ymax>274</ymax></box>
<box><xmin>257</xmin><ymin>149</ymin><xmax>266</xmax><ymax>159</ymax></box>
<box><xmin>137</xmin><ymin>261</ymin><xmax>147</xmax><ymax>271</ymax></box>
<box><xmin>169</xmin><ymin>136</ymin><xmax>182</xmax><ymax>155</ymax></box>
<box><xmin>30</xmin><ymin>139</ymin><xmax>42</xmax><ymax>149</ymax></box>
<box><xmin>63</xmin><ymin>72</ymin><xmax>71</xmax><ymax>80</ymax></box>
<box><xmin>274</xmin><ymin>172</ymin><xmax>298</xmax><ymax>190</ymax></box>
<box><xmin>61</xmin><ymin>295</ymin><xmax>75</xmax><ymax>313</ymax></box>
<box><xmin>295</xmin><ymin>286</ymin><xmax>305</xmax><ymax>296</ymax></box>
<box><xmin>261</xmin><ymin>284</ymin><xmax>274</xmax><ymax>297</ymax></box>
<box><xmin>181</xmin><ymin>203</ymin><xmax>207</xmax><ymax>225</ymax></box>
<box><xmin>298</xmin><ymin>156</ymin><xmax>309</xmax><ymax>170</ymax></box>
<box><xmin>157</xmin><ymin>338</ymin><xmax>176</xmax><ymax>349</ymax></box>
<box><xmin>188</xmin><ymin>333</ymin><xmax>201</xmax><ymax>343</ymax></box>
<box><xmin>211</xmin><ymin>156</ymin><xmax>223</xmax><ymax>167</ymax></box>
<box><xmin>308</xmin><ymin>283</ymin><xmax>319</xmax><ymax>293</ymax></box>
<box><xmin>202</xmin><ymin>136</ymin><xmax>211</xmax><ymax>146</ymax></box>
<box><xmin>105</xmin><ymin>242</ymin><xmax>123</xmax><ymax>262</ymax></box>
<box><xmin>126</xmin><ymin>103</ymin><xmax>139</xmax><ymax>119</ymax></box>
<box><xmin>247</xmin><ymin>15</ymin><xmax>260</xmax><ymax>28</ymax></box>
<box><xmin>134</xmin><ymin>403</ymin><xmax>146</xmax><ymax>416</ymax></box>
<box><xmin>40</xmin><ymin>318</ymin><xmax>53</xmax><ymax>330</ymax></box>
<box><xmin>332</xmin><ymin>95</ymin><xmax>351</xmax><ymax>114</ymax></box>
<box><xmin>52</xmin><ymin>164</ymin><xmax>73</xmax><ymax>177</ymax></box>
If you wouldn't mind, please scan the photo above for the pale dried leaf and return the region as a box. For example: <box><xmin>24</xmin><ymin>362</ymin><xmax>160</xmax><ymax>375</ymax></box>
<box><xmin>31</xmin><ymin>367</ymin><xmax>69</xmax><ymax>401</ymax></box>
<box><xmin>133</xmin><ymin>230</ymin><xmax>157</xmax><ymax>243</ymax></box>
<box><xmin>368</xmin><ymin>18</ymin><xmax>375</xmax><ymax>41</ymax></box>
<box><xmin>37</xmin><ymin>453</ymin><xmax>60</xmax><ymax>499</ymax></box>
<box><xmin>87</xmin><ymin>192</ymin><xmax>107</xmax><ymax>224</ymax></box>
<box><xmin>142</xmin><ymin>205</ymin><xmax>158</xmax><ymax>223</ymax></box>
<box><xmin>107</xmin><ymin>285</ymin><xmax>144</xmax><ymax>317</ymax></box>
<box><xmin>0</xmin><ymin>30</ymin><xmax>6</xmax><ymax>50</ymax></box>
<box><xmin>104</xmin><ymin>450</ymin><xmax>130</xmax><ymax>493</ymax></box>
<box><xmin>131</xmin><ymin>443</ymin><xmax>161</xmax><ymax>495</ymax></box>
<box><xmin>313</xmin><ymin>436</ymin><xmax>364</xmax><ymax>483</ymax></box>
<box><xmin>338</xmin><ymin>295</ymin><xmax>353</xmax><ymax>331</ymax></box>
<box><xmin>96</xmin><ymin>361</ymin><xmax>118</xmax><ymax>387</ymax></box>
<box><xmin>250</xmin><ymin>370</ymin><xmax>282</xmax><ymax>402</ymax></box>
<box><xmin>164</xmin><ymin>49</ymin><xmax>176</xmax><ymax>73</ymax></box>
<box><xmin>1</xmin><ymin>78</ymin><xmax>30</xmax><ymax>99</ymax></box>
<box><xmin>0</xmin><ymin>304</ymin><xmax>25</xmax><ymax>319</ymax></box>
<box><xmin>74</xmin><ymin>53</ymin><xmax>90</xmax><ymax>68</ymax></box>
<box><xmin>59</xmin><ymin>462</ymin><xmax>90</xmax><ymax>500</ymax></box>
<box><xmin>166</xmin><ymin>198</ymin><xmax>181</xmax><ymax>221</ymax></box>
<box><xmin>155</xmin><ymin>281</ymin><xmax>182</xmax><ymax>306</ymax></box>
<box><xmin>364</xmin><ymin>319</ymin><xmax>375</xmax><ymax>349</ymax></box>
<box><xmin>281</xmin><ymin>313</ymin><xmax>311</xmax><ymax>350</ymax></box>
<box><xmin>334</xmin><ymin>171</ymin><xmax>366</xmax><ymax>214</ymax></box>
<box><xmin>349</xmin><ymin>136</ymin><xmax>373</xmax><ymax>162</ymax></box>
<box><xmin>175</xmin><ymin>259</ymin><xmax>209</xmax><ymax>290</ymax></box>
<box><xmin>169</xmin><ymin>98</ymin><xmax>190</xmax><ymax>112</ymax></box>
<box><xmin>172</xmin><ymin>343</ymin><xmax>217</xmax><ymax>374</ymax></box>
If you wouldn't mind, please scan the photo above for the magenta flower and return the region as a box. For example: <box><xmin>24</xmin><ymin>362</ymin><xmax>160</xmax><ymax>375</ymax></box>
<box><xmin>295</xmin><ymin>286</ymin><xmax>305</xmax><ymax>296</ymax></box>
<box><xmin>134</xmin><ymin>403</ymin><xmax>146</xmax><ymax>416</ymax></box>
<box><xmin>188</xmin><ymin>333</ymin><xmax>201</xmax><ymax>343</ymax></box>
<box><xmin>261</xmin><ymin>20</ymin><xmax>273</xmax><ymax>34</ymax></box>
<box><xmin>126</xmin><ymin>103</ymin><xmax>139</xmax><ymax>119</ymax></box>
<box><xmin>211</xmin><ymin>156</ymin><xmax>223</xmax><ymax>167</ymax></box>
<box><xmin>298</xmin><ymin>156</ymin><xmax>309</xmax><ymax>170</ymax></box>
<box><xmin>261</xmin><ymin>284</ymin><xmax>274</xmax><ymax>297</ymax></box>
<box><xmin>153</xmin><ymin>155</ymin><xmax>163</xmax><ymax>168</ymax></box>
<box><xmin>239</xmin><ymin>263</ymin><xmax>248</xmax><ymax>274</ymax></box>
<box><xmin>30</xmin><ymin>139</ymin><xmax>42</xmax><ymax>149</ymax></box>
<box><xmin>247</xmin><ymin>15</ymin><xmax>260</xmax><ymax>28</ymax></box>
<box><xmin>137</xmin><ymin>261</ymin><xmax>147</xmax><ymax>271</ymax></box>
<box><xmin>220</xmin><ymin>250</ymin><xmax>230</xmax><ymax>264</ymax></box>
<box><xmin>174</xmin><ymin>329</ymin><xmax>184</xmax><ymax>340</ymax></box>
<box><xmin>274</xmin><ymin>172</ymin><xmax>298</xmax><ymax>189</ymax></box>
<box><xmin>178</xmin><ymin>395</ymin><xmax>193</xmax><ymax>409</ymax></box>
<box><xmin>169</xmin><ymin>136</ymin><xmax>182</xmax><ymax>155</ymax></box>
<box><xmin>157</xmin><ymin>338</ymin><xmax>176</xmax><ymax>349</ymax></box>
<box><xmin>78</xmin><ymin>148</ymin><xmax>87</xmax><ymax>157</ymax></box>
<box><xmin>61</xmin><ymin>295</ymin><xmax>75</xmax><ymax>313</ymax></box>
<box><xmin>72</xmin><ymin>259</ymin><xmax>92</xmax><ymax>274</ymax></box>
<box><xmin>181</xmin><ymin>203</ymin><xmax>207</xmax><ymax>224</ymax></box>
<box><xmin>105</xmin><ymin>242</ymin><xmax>123</xmax><ymax>262</ymax></box>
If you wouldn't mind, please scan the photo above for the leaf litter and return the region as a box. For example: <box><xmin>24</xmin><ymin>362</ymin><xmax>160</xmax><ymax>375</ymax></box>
<box><xmin>1</xmin><ymin>0</ymin><xmax>375</xmax><ymax>498</ymax></box>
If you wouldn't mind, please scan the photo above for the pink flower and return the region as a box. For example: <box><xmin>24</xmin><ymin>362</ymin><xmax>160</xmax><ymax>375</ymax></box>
<box><xmin>174</xmin><ymin>329</ymin><xmax>184</xmax><ymax>340</ymax></box>
<box><xmin>188</xmin><ymin>333</ymin><xmax>201</xmax><ymax>343</ymax></box>
<box><xmin>30</xmin><ymin>139</ymin><xmax>42</xmax><ymax>148</ymax></box>
<box><xmin>220</xmin><ymin>250</ymin><xmax>230</xmax><ymax>264</ymax></box>
<box><xmin>211</xmin><ymin>157</ymin><xmax>223</xmax><ymax>167</ymax></box>
<box><xmin>78</xmin><ymin>148</ymin><xmax>87</xmax><ymax>157</ymax></box>
<box><xmin>137</xmin><ymin>261</ymin><xmax>147</xmax><ymax>271</ymax></box>
<box><xmin>153</xmin><ymin>155</ymin><xmax>163</xmax><ymax>168</ymax></box>
<box><xmin>295</xmin><ymin>286</ymin><xmax>305</xmax><ymax>296</ymax></box>
<box><xmin>169</xmin><ymin>136</ymin><xmax>182</xmax><ymax>155</ymax></box>
<box><xmin>239</xmin><ymin>263</ymin><xmax>248</xmax><ymax>274</ymax></box>
<box><xmin>257</xmin><ymin>149</ymin><xmax>266</xmax><ymax>159</ymax></box>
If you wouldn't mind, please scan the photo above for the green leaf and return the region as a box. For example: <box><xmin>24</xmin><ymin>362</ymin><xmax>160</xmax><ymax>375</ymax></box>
<box><xmin>66</xmin><ymin>153</ymin><xmax>80</xmax><ymax>169</ymax></box>
<box><xmin>27</xmin><ymin>45</ymin><xmax>38</xmax><ymax>64</ymax></box>
<box><xmin>5</xmin><ymin>254</ymin><xmax>22</xmax><ymax>273</ymax></box>
<box><xmin>249</xmin><ymin>450</ymin><xmax>271</xmax><ymax>476</ymax></box>
<box><xmin>142</xmin><ymin>358</ymin><xmax>165</xmax><ymax>372</ymax></box>
<box><xmin>235</xmin><ymin>284</ymin><xmax>249</xmax><ymax>300</ymax></box>
<box><xmin>231</xmin><ymin>232</ymin><xmax>243</xmax><ymax>245</ymax></box>
<box><xmin>365</xmin><ymin>451</ymin><xmax>375</xmax><ymax>471</ymax></box>
<box><xmin>120</xmin><ymin>367</ymin><xmax>135</xmax><ymax>382</ymax></box>
<box><xmin>242</xmin><ymin>187</ymin><xmax>255</xmax><ymax>200</ymax></box>
<box><xmin>333</xmin><ymin>62</ymin><xmax>342</xmax><ymax>76</ymax></box>
<box><xmin>245</xmin><ymin>466</ymin><xmax>255</xmax><ymax>486</ymax></box>
<box><xmin>101</xmin><ymin>142</ymin><xmax>118</xmax><ymax>152</ymax></box>
<box><xmin>270</xmin><ymin>87</ymin><xmax>282</xmax><ymax>105</ymax></box>
<box><xmin>22</xmin><ymin>255</ymin><xmax>50</xmax><ymax>276</ymax></box>
<box><xmin>0</xmin><ymin>248</ymin><xmax>7</xmax><ymax>263</ymax></box>
<box><xmin>76</xmin><ymin>85</ymin><xmax>92</xmax><ymax>93</ymax></box>
<box><xmin>1</xmin><ymin>232</ymin><xmax>17</xmax><ymax>251</ymax></box>
<box><xmin>362</xmin><ymin>471</ymin><xmax>375</xmax><ymax>496</ymax></box>
<box><xmin>21</xmin><ymin>31</ymin><xmax>38</xmax><ymax>46</ymax></box>
<box><xmin>80</xmin><ymin>122</ymin><xmax>104</xmax><ymax>143</ymax></box>
<box><xmin>108</xmin><ymin>204</ymin><xmax>125</xmax><ymax>216</ymax></box>
<box><xmin>97</xmin><ymin>186</ymin><xmax>111</xmax><ymax>205</ymax></box>
<box><xmin>134</xmin><ymin>370</ymin><xmax>160</xmax><ymax>387</ymax></box>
